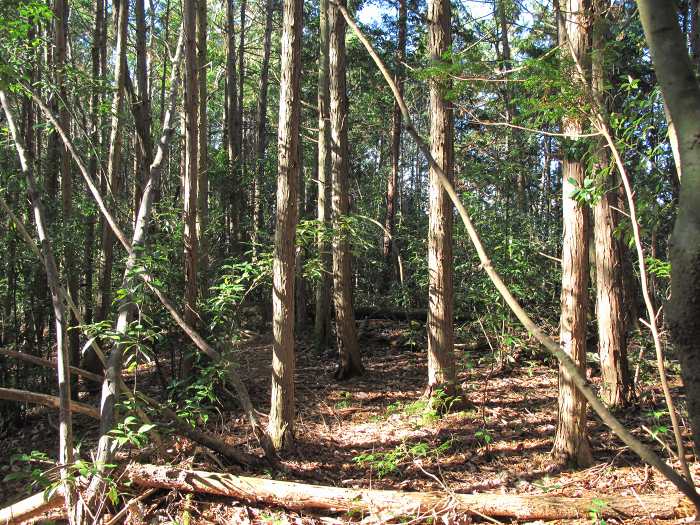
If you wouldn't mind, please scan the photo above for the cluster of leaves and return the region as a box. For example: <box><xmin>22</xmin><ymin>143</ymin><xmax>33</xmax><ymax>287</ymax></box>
<box><xmin>352</xmin><ymin>439</ymin><xmax>453</xmax><ymax>478</ymax></box>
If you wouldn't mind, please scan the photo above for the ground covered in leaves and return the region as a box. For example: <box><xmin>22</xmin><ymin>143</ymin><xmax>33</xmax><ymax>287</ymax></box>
<box><xmin>1</xmin><ymin>319</ymin><xmax>696</xmax><ymax>524</ymax></box>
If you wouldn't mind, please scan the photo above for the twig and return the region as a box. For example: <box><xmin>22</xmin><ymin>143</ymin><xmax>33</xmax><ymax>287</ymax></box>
<box><xmin>103</xmin><ymin>488</ymin><xmax>157</xmax><ymax>525</ymax></box>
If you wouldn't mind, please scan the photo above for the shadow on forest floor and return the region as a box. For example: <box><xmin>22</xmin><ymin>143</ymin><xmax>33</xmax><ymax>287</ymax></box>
<box><xmin>0</xmin><ymin>319</ymin><xmax>695</xmax><ymax>523</ymax></box>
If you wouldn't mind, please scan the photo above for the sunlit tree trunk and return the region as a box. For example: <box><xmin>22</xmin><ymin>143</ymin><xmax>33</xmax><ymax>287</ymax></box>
<box><xmin>314</xmin><ymin>0</ymin><xmax>332</xmax><ymax>350</ymax></box>
<box><xmin>181</xmin><ymin>0</ymin><xmax>200</xmax><ymax>377</ymax></box>
<box><xmin>552</xmin><ymin>0</ymin><xmax>592</xmax><ymax>467</ymax></box>
<box><xmin>591</xmin><ymin>0</ymin><xmax>631</xmax><ymax>408</ymax></box>
<box><xmin>269</xmin><ymin>0</ymin><xmax>302</xmax><ymax>451</ymax></box>
<box><xmin>426</xmin><ymin>0</ymin><xmax>456</xmax><ymax>400</ymax></box>
<box><xmin>329</xmin><ymin>0</ymin><xmax>364</xmax><ymax>380</ymax></box>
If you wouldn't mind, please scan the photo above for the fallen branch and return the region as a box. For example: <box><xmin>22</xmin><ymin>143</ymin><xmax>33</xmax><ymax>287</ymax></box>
<box><xmin>126</xmin><ymin>464</ymin><xmax>689</xmax><ymax>520</ymax></box>
<box><xmin>0</xmin><ymin>387</ymin><xmax>100</xmax><ymax>419</ymax></box>
<box><xmin>0</xmin><ymin>347</ymin><xmax>103</xmax><ymax>384</ymax></box>
<box><xmin>0</xmin><ymin>489</ymin><xmax>64</xmax><ymax>525</ymax></box>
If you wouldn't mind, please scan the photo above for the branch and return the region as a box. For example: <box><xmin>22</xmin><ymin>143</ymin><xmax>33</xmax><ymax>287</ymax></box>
<box><xmin>0</xmin><ymin>387</ymin><xmax>99</xmax><ymax>419</ymax></box>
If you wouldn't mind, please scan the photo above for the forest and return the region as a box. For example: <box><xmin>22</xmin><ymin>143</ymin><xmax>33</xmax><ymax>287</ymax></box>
<box><xmin>1</xmin><ymin>0</ymin><xmax>700</xmax><ymax>522</ymax></box>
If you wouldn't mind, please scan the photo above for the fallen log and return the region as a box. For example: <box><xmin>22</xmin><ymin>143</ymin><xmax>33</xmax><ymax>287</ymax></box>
<box><xmin>0</xmin><ymin>489</ymin><xmax>64</xmax><ymax>525</ymax></box>
<box><xmin>0</xmin><ymin>387</ymin><xmax>100</xmax><ymax>419</ymax></box>
<box><xmin>126</xmin><ymin>464</ymin><xmax>689</xmax><ymax>521</ymax></box>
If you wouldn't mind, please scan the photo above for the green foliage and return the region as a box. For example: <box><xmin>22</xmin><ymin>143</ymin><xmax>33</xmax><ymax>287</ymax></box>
<box><xmin>352</xmin><ymin>439</ymin><xmax>452</xmax><ymax>478</ymax></box>
<box><xmin>108</xmin><ymin>415</ymin><xmax>157</xmax><ymax>448</ymax></box>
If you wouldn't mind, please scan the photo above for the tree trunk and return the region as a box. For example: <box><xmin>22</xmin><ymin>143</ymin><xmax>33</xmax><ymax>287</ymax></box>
<box><xmin>0</xmin><ymin>90</ymin><xmax>76</xmax><ymax>521</ymax></box>
<box><xmin>552</xmin><ymin>0</ymin><xmax>592</xmax><ymax>467</ymax></box>
<box><xmin>329</xmin><ymin>0</ymin><xmax>364</xmax><ymax>380</ymax></box>
<box><xmin>314</xmin><ymin>0</ymin><xmax>332</xmax><ymax>350</ymax></box>
<box><xmin>225</xmin><ymin>0</ymin><xmax>240</xmax><ymax>251</ymax></box>
<box><xmin>383</xmin><ymin>0</ymin><xmax>406</xmax><ymax>283</ymax></box>
<box><xmin>126</xmin><ymin>464</ymin><xmax>688</xmax><ymax>521</ymax></box>
<box><xmin>268</xmin><ymin>0</ymin><xmax>302</xmax><ymax>451</ymax></box>
<box><xmin>196</xmin><ymin>0</ymin><xmax>209</xmax><ymax>286</ymax></box>
<box><xmin>134</xmin><ymin>0</ymin><xmax>153</xmax><ymax>224</ymax></box>
<box><xmin>97</xmin><ymin>0</ymin><xmax>129</xmax><ymax>324</ymax></box>
<box><xmin>253</xmin><ymin>0</ymin><xmax>275</xmax><ymax>251</ymax></box>
<box><xmin>181</xmin><ymin>0</ymin><xmax>200</xmax><ymax>377</ymax></box>
<box><xmin>591</xmin><ymin>0</ymin><xmax>631</xmax><ymax>408</ymax></box>
<box><xmin>426</xmin><ymin>0</ymin><xmax>456</xmax><ymax>400</ymax></box>
<box><xmin>636</xmin><ymin>0</ymin><xmax>700</xmax><ymax>456</ymax></box>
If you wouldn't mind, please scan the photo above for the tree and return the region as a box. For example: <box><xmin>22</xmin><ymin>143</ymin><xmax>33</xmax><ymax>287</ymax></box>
<box><xmin>426</xmin><ymin>0</ymin><xmax>456</xmax><ymax>400</ymax></box>
<box><xmin>591</xmin><ymin>0</ymin><xmax>631</xmax><ymax>407</ymax></box>
<box><xmin>182</xmin><ymin>0</ymin><xmax>200</xmax><ymax>377</ymax></box>
<box><xmin>268</xmin><ymin>0</ymin><xmax>302</xmax><ymax>451</ymax></box>
<box><xmin>329</xmin><ymin>0</ymin><xmax>364</xmax><ymax>380</ymax></box>
<box><xmin>225</xmin><ymin>0</ymin><xmax>240</xmax><ymax>249</ymax></box>
<box><xmin>383</xmin><ymin>0</ymin><xmax>407</xmax><ymax>283</ymax></box>
<box><xmin>253</xmin><ymin>0</ymin><xmax>275</xmax><ymax>251</ymax></box>
<box><xmin>197</xmin><ymin>0</ymin><xmax>209</xmax><ymax>285</ymax></box>
<box><xmin>636</xmin><ymin>0</ymin><xmax>700</xmax><ymax>454</ymax></box>
<box><xmin>98</xmin><ymin>0</ymin><xmax>129</xmax><ymax>324</ymax></box>
<box><xmin>314</xmin><ymin>0</ymin><xmax>332</xmax><ymax>350</ymax></box>
<box><xmin>551</xmin><ymin>0</ymin><xmax>592</xmax><ymax>466</ymax></box>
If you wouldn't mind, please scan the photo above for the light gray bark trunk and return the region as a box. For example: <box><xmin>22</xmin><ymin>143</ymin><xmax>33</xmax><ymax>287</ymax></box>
<box><xmin>269</xmin><ymin>0</ymin><xmax>302</xmax><ymax>451</ymax></box>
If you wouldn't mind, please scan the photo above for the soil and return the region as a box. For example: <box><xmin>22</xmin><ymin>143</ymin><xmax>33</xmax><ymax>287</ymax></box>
<box><xmin>0</xmin><ymin>319</ymin><xmax>696</xmax><ymax>524</ymax></box>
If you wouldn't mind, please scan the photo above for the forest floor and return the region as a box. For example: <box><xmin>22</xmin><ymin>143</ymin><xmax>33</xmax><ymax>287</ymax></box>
<box><xmin>0</xmin><ymin>319</ymin><xmax>696</xmax><ymax>524</ymax></box>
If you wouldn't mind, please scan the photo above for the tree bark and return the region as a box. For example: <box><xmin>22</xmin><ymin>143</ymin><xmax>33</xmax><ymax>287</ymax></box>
<box><xmin>253</xmin><ymin>0</ymin><xmax>275</xmax><ymax>251</ymax></box>
<box><xmin>551</xmin><ymin>0</ymin><xmax>592</xmax><ymax>467</ymax></box>
<box><xmin>196</xmin><ymin>0</ymin><xmax>209</xmax><ymax>286</ymax></box>
<box><xmin>426</xmin><ymin>0</ymin><xmax>456</xmax><ymax>400</ymax></box>
<box><xmin>591</xmin><ymin>0</ymin><xmax>631</xmax><ymax>408</ymax></box>
<box><xmin>329</xmin><ymin>0</ymin><xmax>364</xmax><ymax>380</ymax></box>
<box><xmin>268</xmin><ymin>0</ymin><xmax>302</xmax><ymax>452</ymax></box>
<box><xmin>314</xmin><ymin>0</ymin><xmax>332</xmax><ymax>350</ymax></box>
<box><xmin>181</xmin><ymin>0</ymin><xmax>200</xmax><ymax>377</ymax></box>
<box><xmin>126</xmin><ymin>464</ymin><xmax>688</xmax><ymax>521</ymax></box>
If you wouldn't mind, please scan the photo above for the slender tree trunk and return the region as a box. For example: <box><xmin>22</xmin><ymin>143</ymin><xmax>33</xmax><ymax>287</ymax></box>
<box><xmin>314</xmin><ymin>0</ymin><xmax>332</xmax><ymax>350</ymax></box>
<box><xmin>226</xmin><ymin>0</ymin><xmax>240</xmax><ymax>251</ymax></box>
<box><xmin>552</xmin><ymin>0</ymin><xmax>592</xmax><ymax>467</ymax></box>
<box><xmin>426</xmin><ymin>0</ymin><xmax>456</xmax><ymax>400</ymax></box>
<box><xmin>181</xmin><ymin>0</ymin><xmax>200</xmax><ymax>377</ymax></box>
<box><xmin>329</xmin><ymin>0</ymin><xmax>364</xmax><ymax>380</ymax></box>
<box><xmin>133</xmin><ymin>0</ymin><xmax>153</xmax><ymax>223</ymax></box>
<box><xmin>82</xmin><ymin>0</ymin><xmax>105</xmax><ymax>374</ymax></box>
<box><xmin>690</xmin><ymin>0</ymin><xmax>699</xmax><ymax>70</ymax></box>
<box><xmin>196</xmin><ymin>0</ymin><xmax>209</xmax><ymax>286</ymax></box>
<box><xmin>237</xmin><ymin>0</ymin><xmax>247</xmax><ymax>206</ymax></box>
<box><xmin>383</xmin><ymin>0</ymin><xmax>406</xmax><ymax>284</ymax></box>
<box><xmin>0</xmin><ymin>91</ymin><xmax>75</xmax><ymax>523</ymax></box>
<box><xmin>253</xmin><ymin>0</ymin><xmax>274</xmax><ymax>250</ymax></box>
<box><xmin>591</xmin><ymin>0</ymin><xmax>631</xmax><ymax>407</ymax></box>
<box><xmin>98</xmin><ymin>0</ymin><xmax>129</xmax><ymax>323</ymax></box>
<box><xmin>269</xmin><ymin>0</ymin><xmax>302</xmax><ymax>451</ymax></box>
<box><xmin>53</xmin><ymin>0</ymin><xmax>80</xmax><ymax>399</ymax></box>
